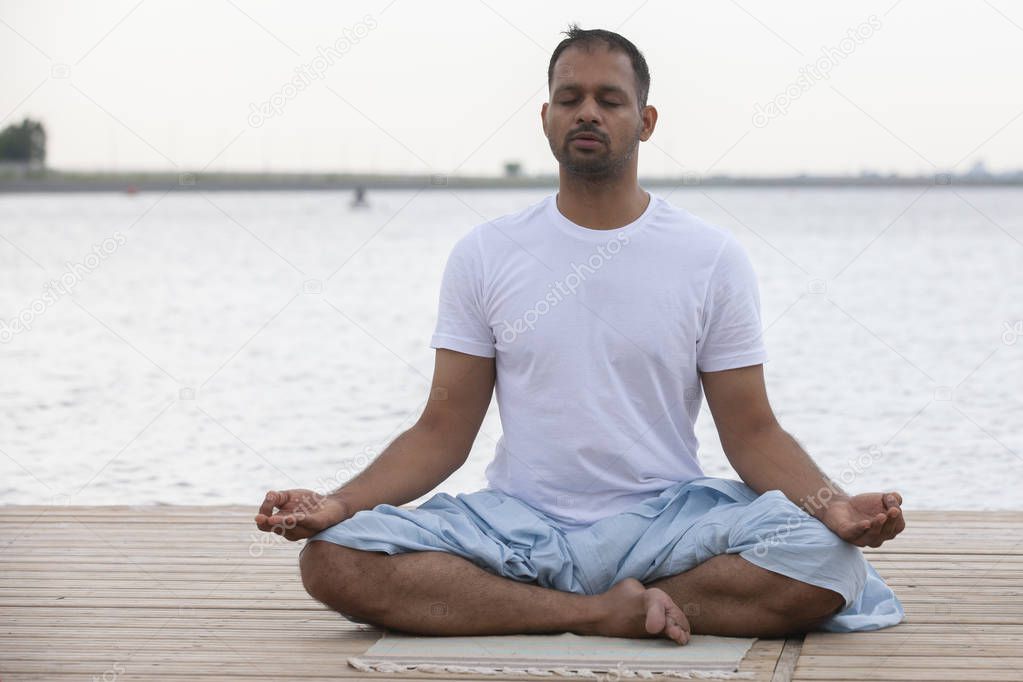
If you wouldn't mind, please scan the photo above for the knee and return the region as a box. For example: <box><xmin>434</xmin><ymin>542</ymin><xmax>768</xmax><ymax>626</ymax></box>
<box><xmin>766</xmin><ymin>579</ymin><xmax>846</xmax><ymax>630</ymax></box>
<box><xmin>299</xmin><ymin>540</ymin><xmax>351</xmax><ymax>603</ymax></box>
<box><xmin>299</xmin><ymin>540</ymin><xmax>377</xmax><ymax>617</ymax></box>
<box><xmin>745</xmin><ymin>499</ymin><xmax>864</xmax><ymax>626</ymax></box>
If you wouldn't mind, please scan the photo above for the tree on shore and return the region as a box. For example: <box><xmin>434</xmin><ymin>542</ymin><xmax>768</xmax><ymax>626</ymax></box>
<box><xmin>0</xmin><ymin>118</ymin><xmax>46</xmax><ymax>164</ymax></box>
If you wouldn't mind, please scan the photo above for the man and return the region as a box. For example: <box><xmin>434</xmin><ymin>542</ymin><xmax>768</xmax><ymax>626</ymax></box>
<box><xmin>255</xmin><ymin>25</ymin><xmax>906</xmax><ymax>645</ymax></box>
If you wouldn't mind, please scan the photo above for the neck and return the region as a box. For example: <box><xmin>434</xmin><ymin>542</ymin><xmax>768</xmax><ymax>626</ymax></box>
<box><xmin>555</xmin><ymin>166</ymin><xmax>649</xmax><ymax>230</ymax></box>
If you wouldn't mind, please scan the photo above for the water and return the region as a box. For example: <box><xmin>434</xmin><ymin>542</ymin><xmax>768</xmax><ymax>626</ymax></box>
<box><xmin>1</xmin><ymin>187</ymin><xmax>1021</xmax><ymax>511</ymax></box>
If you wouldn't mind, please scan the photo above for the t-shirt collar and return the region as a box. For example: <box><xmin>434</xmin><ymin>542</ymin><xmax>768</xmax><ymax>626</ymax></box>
<box><xmin>547</xmin><ymin>190</ymin><xmax>658</xmax><ymax>241</ymax></box>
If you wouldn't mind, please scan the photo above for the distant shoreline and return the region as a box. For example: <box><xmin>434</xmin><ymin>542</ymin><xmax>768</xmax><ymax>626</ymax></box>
<box><xmin>2</xmin><ymin>170</ymin><xmax>1021</xmax><ymax>193</ymax></box>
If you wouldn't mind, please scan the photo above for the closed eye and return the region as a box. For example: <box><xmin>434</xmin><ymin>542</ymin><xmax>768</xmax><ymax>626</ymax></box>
<box><xmin>559</xmin><ymin>99</ymin><xmax>621</xmax><ymax>107</ymax></box>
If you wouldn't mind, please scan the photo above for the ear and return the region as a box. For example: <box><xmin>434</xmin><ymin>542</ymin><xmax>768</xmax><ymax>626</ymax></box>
<box><xmin>540</xmin><ymin>102</ymin><xmax>548</xmax><ymax>135</ymax></box>
<box><xmin>639</xmin><ymin>105</ymin><xmax>658</xmax><ymax>142</ymax></box>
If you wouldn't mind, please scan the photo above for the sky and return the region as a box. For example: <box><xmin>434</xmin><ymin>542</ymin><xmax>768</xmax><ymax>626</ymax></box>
<box><xmin>2</xmin><ymin>0</ymin><xmax>1022</xmax><ymax>177</ymax></box>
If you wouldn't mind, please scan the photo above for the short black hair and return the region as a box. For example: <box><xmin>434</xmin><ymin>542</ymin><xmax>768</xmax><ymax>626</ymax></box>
<box><xmin>547</xmin><ymin>23</ymin><xmax>651</xmax><ymax>110</ymax></box>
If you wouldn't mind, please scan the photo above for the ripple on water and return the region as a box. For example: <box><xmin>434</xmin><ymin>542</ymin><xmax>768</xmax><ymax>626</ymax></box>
<box><xmin>2</xmin><ymin>188</ymin><xmax>1021</xmax><ymax>508</ymax></box>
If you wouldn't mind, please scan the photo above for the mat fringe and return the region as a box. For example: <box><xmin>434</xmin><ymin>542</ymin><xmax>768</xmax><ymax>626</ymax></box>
<box><xmin>348</xmin><ymin>657</ymin><xmax>757</xmax><ymax>679</ymax></box>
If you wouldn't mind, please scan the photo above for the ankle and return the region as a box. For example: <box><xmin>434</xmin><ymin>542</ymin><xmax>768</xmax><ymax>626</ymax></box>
<box><xmin>572</xmin><ymin>593</ymin><xmax>611</xmax><ymax>636</ymax></box>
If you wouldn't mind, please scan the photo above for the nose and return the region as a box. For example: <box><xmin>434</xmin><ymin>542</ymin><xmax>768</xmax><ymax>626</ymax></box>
<box><xmin>575</xmin><ymin>95</ymin><xmax>602</xmax><ymax>126</ymax></box>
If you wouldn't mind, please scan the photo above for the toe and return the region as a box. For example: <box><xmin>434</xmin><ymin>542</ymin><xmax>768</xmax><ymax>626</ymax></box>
<box><xmin>644</xmin><ymin>595</ymin><xmax>667</xmax><ymax>635</ymax></box>
<box><xmin>669</xmin><ymin>620</ymin><xmax>690</xmax><ymax>645</ymax></box>
<box><xmin>665</xmin><ymin>604</ymin><xmax>691</xmax><ymax>643</ymax></box>
<box><xmin>645</xmin><ymin>588</ymin><xmax>689</xmax><ymax>641</ymax></box>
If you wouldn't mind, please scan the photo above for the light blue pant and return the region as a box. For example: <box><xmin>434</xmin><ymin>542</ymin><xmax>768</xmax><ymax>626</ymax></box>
<box><xmin>307</xmin><ymin>476</ymin><xmax>905</xmax><ymax>632</ymax></box>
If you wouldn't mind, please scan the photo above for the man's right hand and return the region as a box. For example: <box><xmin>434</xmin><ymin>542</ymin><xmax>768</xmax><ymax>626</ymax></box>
<box><xmin>254</xmin><ymin>489</ymin><xmax>350</xmax><ymax>541</ymax></box>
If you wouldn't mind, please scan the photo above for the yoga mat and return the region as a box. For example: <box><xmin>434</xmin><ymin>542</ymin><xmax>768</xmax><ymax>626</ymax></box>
<box><xmin>349</xmin><ymin>630</ymin><xmax>758</xmax><ymax>679</ymax></box>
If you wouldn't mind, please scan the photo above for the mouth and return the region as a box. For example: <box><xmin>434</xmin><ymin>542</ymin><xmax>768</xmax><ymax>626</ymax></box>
<box><xmin>570</xmin><ymin>134</ymin><xmax>604</xmax><ymax>148</ymax></box>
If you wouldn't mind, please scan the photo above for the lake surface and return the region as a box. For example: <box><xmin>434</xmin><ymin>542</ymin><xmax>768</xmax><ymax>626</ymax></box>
<box><xmin>1</xmin><ymin>187</ymin><xmax>1021</xmax><ymax>511</ymax></box>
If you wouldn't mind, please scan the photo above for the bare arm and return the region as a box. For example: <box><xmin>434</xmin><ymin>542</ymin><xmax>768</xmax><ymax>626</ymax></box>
<box><xmin>700</xmin><ymin>364</ymin><xmax>905</xmax><ymax>547</ymax></box>
<box><xmin>332</xmin><ymin>347</ymin><xmax>496</xmax><ymax>513</ymax></box>
<box><xmin>255</xmin><ymin>348</ymin><xmax>495</xmax><ymax>539</ymax></box>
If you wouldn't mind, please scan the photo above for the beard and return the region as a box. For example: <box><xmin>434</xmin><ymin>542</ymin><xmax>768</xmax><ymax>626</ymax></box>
<box><xmin>551</xmin><ymin>124</ymin><xmax>642</xmax><ymax>181</ymax></box>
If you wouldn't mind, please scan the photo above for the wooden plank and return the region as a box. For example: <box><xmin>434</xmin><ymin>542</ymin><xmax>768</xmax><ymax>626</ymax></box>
<box><xmin>797</xmin><ymin>655</ymin><xmax>1023</xmax><ymax>668</ymax></box>
<box><xmin>771</xmin><ymin>636</ymin><xmax>803</xmax><ymax>682</ymax></box>
<box><xmin>793</xmin><ymin>671</ymin><xmax>1021</xmax><ymax>681</ymax></box>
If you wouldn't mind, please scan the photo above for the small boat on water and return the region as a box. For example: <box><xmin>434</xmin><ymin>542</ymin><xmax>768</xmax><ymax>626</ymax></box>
<box><xmin>350</xmin><ymin>186</ymin><xmax>369</xmax><ymax>209</ymax></box>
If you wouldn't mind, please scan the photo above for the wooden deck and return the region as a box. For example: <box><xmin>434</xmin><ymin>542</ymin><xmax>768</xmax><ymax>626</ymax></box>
<box><xmin>1</xmin><ymin>506</ymin><xmax>1020</xmax><ymax>681</ymax></box>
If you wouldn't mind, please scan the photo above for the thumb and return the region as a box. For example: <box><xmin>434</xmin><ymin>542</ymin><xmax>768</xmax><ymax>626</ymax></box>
<box><xmin>884</xmin><ymin>492</ymin><xmax>902</xmax><ymax>509</ymax></box>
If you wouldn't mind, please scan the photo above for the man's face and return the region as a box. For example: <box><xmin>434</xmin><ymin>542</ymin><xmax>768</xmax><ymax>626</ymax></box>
<box><xmin>542</xmin><ymin>45</ymin><xmax>653</xmax><ymax>179</ymax></box>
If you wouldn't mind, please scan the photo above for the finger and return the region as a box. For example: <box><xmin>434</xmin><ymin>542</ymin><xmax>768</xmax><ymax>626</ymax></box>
<box><xmin>879</xmin><ymin>506</ymin><xmax>901</xmax><ymax>538</ymax></box>
<box><xmin>257</xmin><ymin>492</ymin><xmax>276</xmax><ymax>518</ymax></box>
<box><xmin>254</xmin><ymin>513</ymin><xmax>275</xmax><ymax>532</ymax></box>
<box><xmin>855</xmin><ymin>526</ymin><xmax>883</xmax><ymax>547</ymax></box>
<box><xmin>254</xmin><ymin>514</ymin><xmax>314</xmax><ymax>540</ymax></box>
<box><xmin>870</xmin><ymin>513</ymin><xmax>889</xmax><ymax>542</ymax></box>
<box><xmin>894</xmin><ymin>513</ymin><xmax>907</xmax><ymax>535</ymax></box>
<box><xmin>885</xmin><ymin>510</ymin><xmax>907</xmax><ymax>539</ymax></box>
<box><xmin>884</xmin><ymin>492</ymin><xmax>903</xmax><ymax>509</ymax></box>
<box><xmin>871</xmin><ymin>511</ymin><xmax>896</xmax><ymax>548</ymax></box>
<box><xmin>842</xmin><ymin>519</ymin><xmax>872</xmax><ymax>543</ymax></box>
<box><xmin>255</xmin><ymin>499</ymin><xmax>298</xmax><ymax>532</ymax></box>
<box><xmin>258</xmin><ymin>490</ymin><xmax>286</xmax><ymax>518</ymax></box>
<box><xmin>267</xmin><ymin>511</ymin><xmax>306</xmax><ymax>531</ymax></box>
<box><xmin>846</xmin><ymin>527</ymin><xmax>872</xmax><ymax>546</ymax></box>
<box><xmin>851</xmin><ymin>514</ymin><xmax>884</xmax><ymax>539</ymax></box>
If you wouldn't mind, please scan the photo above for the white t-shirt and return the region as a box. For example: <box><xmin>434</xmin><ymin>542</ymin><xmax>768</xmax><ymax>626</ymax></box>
<box><xmin>430</xmin><ymin>190</ymin><xmax>769</xmax><ymax>529</ymax></box>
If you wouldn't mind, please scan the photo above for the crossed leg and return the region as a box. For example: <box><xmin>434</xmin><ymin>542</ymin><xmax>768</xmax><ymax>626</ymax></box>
<box><xmin>644</xmin><ymin>552</ymin><xmax>846</xmax><ymax>637</ymax></box>
<box><xmin>299</xmin><ymin>540</ymin><xmax>845</xmax><ymax>644</ymax></box>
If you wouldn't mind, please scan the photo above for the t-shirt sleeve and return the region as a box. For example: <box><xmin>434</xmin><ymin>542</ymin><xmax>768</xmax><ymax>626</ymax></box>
<box><xmin>429</xmin><ymin>228</ymin><xmax>497</xmax><ymax>358</ymax></box>
<box><xmin>696</xmin><ymin>234</ymin><xmax>769</xmax><ymax>372</ymax></box>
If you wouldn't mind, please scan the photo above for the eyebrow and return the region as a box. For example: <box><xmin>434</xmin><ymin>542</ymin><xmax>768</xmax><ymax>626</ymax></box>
<box><xmin>552</xmin><ymin>83</ymin><xmax>629</xmax><ymax>98</ymax></box>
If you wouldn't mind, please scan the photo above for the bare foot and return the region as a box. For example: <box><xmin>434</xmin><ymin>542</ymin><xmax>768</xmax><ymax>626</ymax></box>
<box><xmin>590</xmin><ymin>577</ymin><xmax>690</xmax><ymax>645</ymax></box>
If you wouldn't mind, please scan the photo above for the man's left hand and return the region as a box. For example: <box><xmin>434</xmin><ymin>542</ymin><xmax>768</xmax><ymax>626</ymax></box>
<box><xmin>820</xmin><ymin>492</ymin><xmax>905</xmax><ymax>547</ymax></box>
